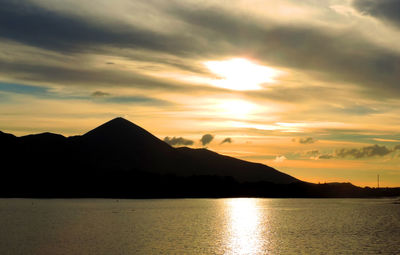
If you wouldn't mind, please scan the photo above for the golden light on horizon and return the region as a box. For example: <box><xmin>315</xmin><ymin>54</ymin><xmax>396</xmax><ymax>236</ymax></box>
<box><xmin>204</xmin><ymin>58</ymin><xmax>282</xmax><ymax>91</ymax></box>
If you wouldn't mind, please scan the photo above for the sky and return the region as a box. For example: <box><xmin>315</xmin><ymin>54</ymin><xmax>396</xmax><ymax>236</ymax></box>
<box><xmin>1</xmin><ymin>0</ymin><xmax>400</xmax><ymax>187</ymax></box>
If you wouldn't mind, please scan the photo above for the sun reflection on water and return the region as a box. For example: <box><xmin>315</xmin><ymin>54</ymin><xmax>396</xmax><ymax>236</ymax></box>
<box><xmin>225</xmin><ymin>198</ymin><xmax>266</xmax><ymax>255</ymax></box>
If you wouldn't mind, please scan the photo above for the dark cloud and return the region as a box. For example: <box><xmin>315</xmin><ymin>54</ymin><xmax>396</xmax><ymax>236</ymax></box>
<box><xmin>293</xmin><ymin>137</ymin><xmax>317</xmax><ymax>144</ymax></box>
<box><xmin>91</xmin><ymin>91</ymin><xmax>110</xmax><ymax>97</ymax></box>
<box><xmin>318</xmin><ymin>154</ymin><xmax>335</xmax><ymax>159</ymax></box>
<box><xmin>305</xmin><ymin>150</ymin><xmax>334</xmax><ymax>160</ymax></box>
<box><xmin>0</xmin><ymin>0</ymin><xmax>183</xmax><ymax>54</ymax></box>
<box><xmin>353</xmin><ymin>0</ymin><xmax>400</xmax><ymax>27</ymax></box>
<box><xmin>1</xmin><ymin>0</ymin><xmax>400</xmax><ymax>100</ymax></box>
<box><xmin>336</xmin><ymin>144</ymin><xmax>392</xmax><ymax>158</ymax></box>
<box><xmin>0</xmin><ymin>60</ymin><xmax>226</xmax><ymax>94</ymax></box>
<box><xmin>98</xmin><ymin>96</ymin><xmax>171</xmax><ymax>105</ymax></box>
<box><xmin>300</xmin><ymin>137</ymin><xmax>317</xmax><ymax>144</ymax></box>
<box><xmin>220</xmin><ymin>137</ymin><xmax>232</xmax><ymax>144</ymax></box>
<box><xmin>0</xmin><ymin>62</ymin><xmax>183</xmax><ymax>90</ymax></box>
<box><xmin>305</xmin><ymin>144</ymin><xmax>400</xmax><ymax>160</ymax></box>
<box><xmin>200</xmin><ymin>134</ymin><xmax>214</xmax><ymax>146</ymax></box>
<box><xmin>170</xmin><ymin>5</ymin><xmax>400</xmax><ymax>97</ymax></box>
<box><xmin>164</xmin><ymin>136</ymin><xmax>194</xmax><ymax>146</ymax></box>
<box><xmin>0</xmin><ymin>0</ymin><xmax>226</xmax><ymax>61</ymax></box>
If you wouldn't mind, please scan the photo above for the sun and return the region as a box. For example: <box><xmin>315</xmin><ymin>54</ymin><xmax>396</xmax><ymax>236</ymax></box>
<box><xmin>204</xmin><ymin>58</ymin><xmax>281</xmax><ymax>91</ymax></box>
<box><xmin>219</xmin><ymin>99</ymin><xmax>256</xmax><ymax>119</ymax></box>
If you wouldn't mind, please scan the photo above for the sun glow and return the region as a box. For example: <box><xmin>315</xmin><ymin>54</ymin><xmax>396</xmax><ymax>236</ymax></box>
<box><xmin>218</xmin><ymin>100</ymin><xmax>256</xmax><ymax>119</ymax></box>
<box><xmin>204</xmin><ymin>58</ymin><xmax>281</xmax><ymax>91</ymax></box>
<box><xmin>225</xmin><ymin>198</ymin><xmax>265</xmax><ymax>254</ymax></box>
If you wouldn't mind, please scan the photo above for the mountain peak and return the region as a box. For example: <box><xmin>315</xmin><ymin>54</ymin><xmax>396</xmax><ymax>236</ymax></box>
<box><xmin>82</xmin><ymin>117</ymin><xmax>172</xmax><ymax>152</ymax></box>
<box><xmin>83</xmin><ymin>117</ymin><xmax>140</xmax><ymax>136</ymax></box>
<box><xmin>103</xmin><ymin>117</ymin><xmax>134</xmax><ymax>128</ymax></box>
<box><xmin>108</xmin><ymin>116</ymin><xmax>131</xmax><ymax>124</ymax></box>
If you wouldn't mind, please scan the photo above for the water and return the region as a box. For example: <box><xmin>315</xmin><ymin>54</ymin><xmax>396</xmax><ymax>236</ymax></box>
<box><xmin>0</xmin><ymin>198</ymin><xmax>399</xmax><ymax>254</ymax></box>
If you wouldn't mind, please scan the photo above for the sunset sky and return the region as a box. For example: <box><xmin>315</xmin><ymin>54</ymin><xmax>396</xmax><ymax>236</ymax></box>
<box><xmin>1</xmin><ymin>0</ymin><xmax>400</xmax><ymax>187</ymax></box>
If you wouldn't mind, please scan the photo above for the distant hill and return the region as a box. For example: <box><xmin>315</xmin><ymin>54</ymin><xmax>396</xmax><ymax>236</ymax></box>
<box><xmin>1</xmin><ymin>117</ymin><xmax>399</xmax><ymax>198</ymax></box>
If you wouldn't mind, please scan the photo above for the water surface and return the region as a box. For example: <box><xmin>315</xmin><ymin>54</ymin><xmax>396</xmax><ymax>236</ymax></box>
<box><xmin>0</xmin><ymin>198</ymin><xmax>399</xmax><ymax>254</ymax></box>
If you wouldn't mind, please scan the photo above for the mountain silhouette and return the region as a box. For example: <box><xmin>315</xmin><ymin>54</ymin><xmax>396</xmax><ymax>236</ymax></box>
<box><xmin>1</xmin><ymin>117</ymin><xmax>399</xmax><ymax>198</ymax></box>
<box><xmin>75</xmin><ymin>117</ymin><xmax>176</xmax><ymax>174</ymax></box>
<box><xmin>78</xmin><ymin>117</ymin><xmax>297</xmax><ymax>183</ymax></box>
<box><xmin>83</xmin><ymin>117</ymin><xmax>171</xmax><ymax>151</ymax></box>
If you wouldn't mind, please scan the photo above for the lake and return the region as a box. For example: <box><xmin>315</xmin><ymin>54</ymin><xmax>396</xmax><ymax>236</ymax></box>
<box><xmin>0</xmin><ymin>198</ymin><xmax>399</xmax><ymax>254</ymax></box>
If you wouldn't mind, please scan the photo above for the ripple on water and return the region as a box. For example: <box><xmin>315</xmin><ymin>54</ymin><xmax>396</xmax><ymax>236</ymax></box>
<box><xmin>0</xmin><ymin>198</ymin><xmax>399</xmax><ymax>254</ymax></box>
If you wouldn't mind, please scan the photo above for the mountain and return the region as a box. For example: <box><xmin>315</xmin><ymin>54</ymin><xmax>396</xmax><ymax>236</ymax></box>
<box><xmin>0</xmin><ymin>117</ymin><xmax>298</xmax><ymax>197</ymax></box>
<box><xmin>2</xmin><ymin>117</ymin><xmax>398</xmax><ymax>198</ymax></box>
<box><xmin>173</xmin><ymin>147</ymin><xmax>296</xmax><ymax>183</ymax></box>
<box><xmin>65</xmin><ymin>117</ymin><xmax>297</xmax><ymax>183</ymax></box>
<box><xmin>74</xmin><ymin>117</ymin><xmax>176</xmax><ymax>174</ymax></box>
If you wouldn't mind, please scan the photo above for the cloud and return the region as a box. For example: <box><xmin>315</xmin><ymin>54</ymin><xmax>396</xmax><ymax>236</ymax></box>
<box><xmin>305</xmin><ymin>150</ymin><xmax>334</xmax><ymax>160</ymax></box>
<box><xmin>305</xmin><ymin>150</ymin><xmax>320</xmax><ymax>157</ymax></box>
<box><xmin>0</xmin><ymin>61</ymin><xmax>193</xmax><ymax>91</ymax></box>
<box><xmin>353</xmin><ymin>0</ymin><xmax>400</xmax><ymax>27</ymax></box>
<box><xmin>300</xmin><ymin>137</ymin><xmax>317</xmax><ymax>144</ymax></box>
<box><xmin>274</xmin><ymin>155</ymin><xmax>287</xmax><ymax>163</ymax></box>
<box><xmin>170</xmin><ymin>4</ymin><xmax>400</xmax><ymax>97</ymax></box>
<box><xmin>99</xmin><ymin>96</ymin><xmax>171</xmax><ymax>105</ymax></box>
<box><xmin>335</xmin><ymin>144</ymin><xmax>392</xmax><ymax>158</ymax></box>
<box><xmin>293</xmin><ymin>137</ymin><xmax>317</xmax><ymax>144</ymax></box>
<box><xmin>2</xmin><ymin>0</ymin><xmax>400</xmax><ymax>148</ymax></box>
<box><xmin>200</xmin><ymin>134</ymin><xmax>214</xmax><ymax>146</ymax></box>
<box><xmin>220</xmin><ymin>137</ymin><xmax>232</xmax><ymax>144</ymax></box>
<box><xmin>310</xmin><ymin>144</ymin><xmax>400</xmax><ymax>160</ymax></box>
<box><xmin>163</xmin><ymin>136</ymin><xmax>194</xmax><ymax>146</ymax></box>
<box><xmin>2</xmin><ymin>2</ymin><xmax>400</xmax><ymax>89</ymax></box>
<box><xmin>1</xmin><ymin>0</ymin><xmax>400</xmax><ymax>101</ymax></box>
<box><xmin>305</xmin><ymin>145</ymin><xmax>400</xmax><ymax>160</ymax></box>
<box><xmin>318</xmin><ymin>154</ymin><xmax>335</xmax><ymax>159</ymax></box>
<box><xmin>91</xmin><ymin>91</ymin><xmax>110</xmax><ymax>97</ymax></box>
<box><xmin>0</xmin><ymin>0</ymin><xmax>180</xmax><ymax>53</ymax></box>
